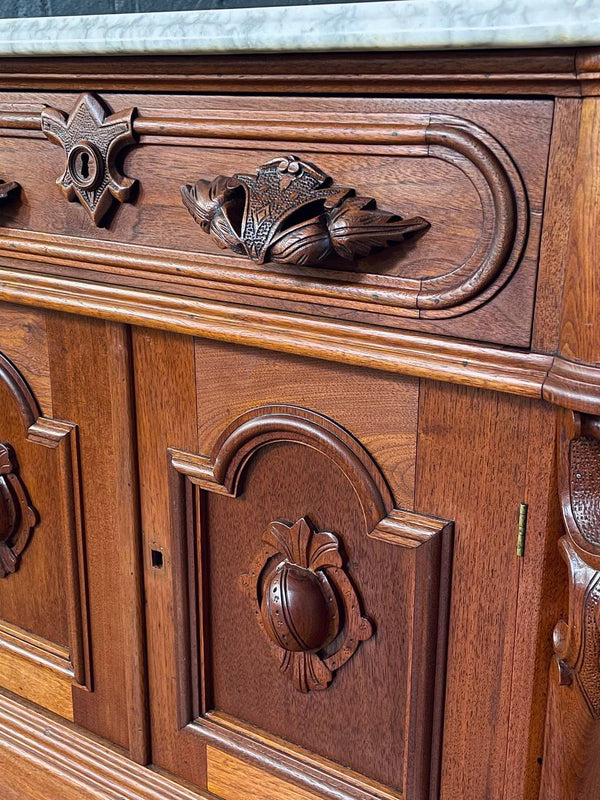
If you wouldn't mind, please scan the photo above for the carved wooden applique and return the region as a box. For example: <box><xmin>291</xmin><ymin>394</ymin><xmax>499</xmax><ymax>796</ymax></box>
<box><xmin>41</xmin><ymin>92</ymin><xmax>137</xmax><ymax>225</ymax></box>
<box><xmin>241</xmin><ymin>516</ymin><xmax>373</xmax><ymax>693</ymax></box>
<box><xmin>0</xmin><ymin>442</ymin><xmax>36</xmax><ymax>577</ymax></box>
<box><xmin>540</xmin><ymin>410</ymin><xmax>600</xmax><ymax>798</ymax></box>
<box><xmin>181</xmin><ymin>154</ymin><xmax>429</xmax><ymax>267</ymax></box>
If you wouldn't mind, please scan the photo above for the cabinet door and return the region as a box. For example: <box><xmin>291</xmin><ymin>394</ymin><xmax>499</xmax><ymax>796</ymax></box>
<box><xmin>0</xmin><ymin>304</ymin><xmax>145</xmax><ymax>759</ymax></box>
<box><xmin>135</xmin><ymin>331</ymin><xmax>453</xmax><ymax>800</ymax></box>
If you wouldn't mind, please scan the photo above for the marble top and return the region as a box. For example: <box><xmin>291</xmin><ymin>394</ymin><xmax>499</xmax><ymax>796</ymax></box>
<box><xmin>0</xmin><ymin>0</ymin><xmax>597</xmax><ymax>57</ymax></box>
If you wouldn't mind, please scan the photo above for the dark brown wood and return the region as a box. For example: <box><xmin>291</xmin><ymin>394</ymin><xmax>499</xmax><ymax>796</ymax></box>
<box><xmin>41</xmin><ymin>93</ymin><xmax>137</xmax><ymax>225</ymax></box>
<box><xmin>0</xmin><ymin>49</ymin><xmax>590</xmax><ymax>95</ymax></box>
<box><xmin>182</xmin><ymin>154</ymin><xmax>428</xmax><ymax>268</ymax></box>
<box><xmin>0</xmin><ymin>441</ymin><xmax>37</xmax><ymax>578</ymax></box>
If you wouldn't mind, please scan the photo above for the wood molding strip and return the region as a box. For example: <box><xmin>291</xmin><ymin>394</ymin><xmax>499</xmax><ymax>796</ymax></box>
<box><xmin>543</xmin><ymin>357</ymin><xmax>600</xmax><ymax>415</ymax></box>
<box><xmin>0</xmin><ymin>691</ymin><xmax>212</xmax><ymax>800</ymax></box>
<box><xmin>0</xmin><ymin>49</ymin><xmax>592</xmax><ymax>95</ymax></box>
<box><xmin>0</xmin><ymin>265</ymin><xmax>551</xmax><ymax>398</ymax></box>
<box><xmin>0</xmin><ymin>620</ymin><xmax>72</xmax><ymax>678</ymax></box>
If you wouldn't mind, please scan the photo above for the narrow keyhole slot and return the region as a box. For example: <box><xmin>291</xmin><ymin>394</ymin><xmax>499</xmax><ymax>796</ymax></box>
<box><xmin>151</xmin><ymin>549</ymin><xmax>164</xmax><ymax>569</ymax></box>
<box><xmin>80</xmin><ymin>152</ymin><xmax>90</xmax><ymax>180</ymax></box>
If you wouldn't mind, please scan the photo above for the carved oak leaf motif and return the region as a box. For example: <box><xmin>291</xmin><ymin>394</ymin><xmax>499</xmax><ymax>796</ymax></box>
<box><xmin>241</xmin><ymin>517</ymin><xmax>373</xmax><ymax>693</ymax></box>
<box><xmin>0</xmin><ymin>443</ymin><xmax>36</xmax><ymax>578</ymax></box>
<box><xmin>41</xmin><ymin>92</ymin><xmax>137</xmax><ymax>226</ymax></box>
<box><xmin>182</xmin><ymin>155</ymin><xmax>429</xmax><ymax>267</ymax></box>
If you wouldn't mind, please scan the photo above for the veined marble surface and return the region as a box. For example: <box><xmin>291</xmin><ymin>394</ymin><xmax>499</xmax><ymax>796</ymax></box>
<box><xmin>0</xmin><ymin>0</ymin><xmax>597</xmax><ymax>56</ymax></box>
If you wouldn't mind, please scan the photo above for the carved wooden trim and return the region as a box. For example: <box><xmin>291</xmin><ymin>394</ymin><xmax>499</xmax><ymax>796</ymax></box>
<box><xmin>0</xmin><ymin>352</ymin><xmax>91</xmax><ymax>691</ymax></box>
<box><xmin>540</xmin><ymin>409</ymin><xmax>600</xmax><ymax>797</ymax></box>
<box><xmin>0</xmin><ymin>50</ymin><xmax>591</xmax><ymax>96</ymax></box>
<box><xmin>0</xmin><ymin>180</ymin><xmax>19</xmax><ymax>202</ymax></box>
<box><xmin>0</xmin><ymin>264</ymin><xmax>553</xmax><ymax>399</ymax></box>
<box><xmin>0</xmin><ymin>691</ymin><xmax>212</xmax><ymax>800</ymax></box>
<box><xmin>6</xmin><ymin>109</ymin><xmax>525</xmax><ymax>319</ymax></box>
<box><xmin>543</xmin><ymin>357</ymin><xmax>600</xmax><ymax>415</ymax></box>
<box><xmin>41</xmin><ymin>93</ymin><xmax>137</xmax><ymax>226</ymax></box>
<box><xmin>182</xmin><ymin>154</ymin><xmax>429</xmax><ymax>267</ymax></box>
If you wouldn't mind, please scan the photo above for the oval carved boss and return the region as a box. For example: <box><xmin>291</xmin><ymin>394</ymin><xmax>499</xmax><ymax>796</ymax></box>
<box><xmin>181</xmin><ymin>154</ymin><xmax>429</xmax><ymax>267</ymax></box>
<box><xmin>241</xmin><ymin>516</ymin><xmax>373</xmax><ymax>694</ymax></box>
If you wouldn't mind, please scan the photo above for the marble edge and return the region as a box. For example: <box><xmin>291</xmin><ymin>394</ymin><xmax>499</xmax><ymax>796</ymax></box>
<box><xmin>0</xmin><ymin>0</ymin><xmax>598</xmax><ymax>57</ymax></box>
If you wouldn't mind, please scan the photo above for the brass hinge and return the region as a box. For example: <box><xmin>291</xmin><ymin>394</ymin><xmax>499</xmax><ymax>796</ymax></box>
<box><xmin>517</xmin><ymin>503</ymin><xmax>528</xmax><ymax>557</ymax></box>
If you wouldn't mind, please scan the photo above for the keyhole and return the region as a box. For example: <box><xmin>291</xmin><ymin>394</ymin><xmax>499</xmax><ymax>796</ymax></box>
<box><xmin>69</xmin><ymin>144</ymin><xmax>99</xmax><ymax>189</ymax></box>
<box><xmin>79</xmin><ymin>151</ymin><xmax>89</xmax><ymax>180</ymax></box>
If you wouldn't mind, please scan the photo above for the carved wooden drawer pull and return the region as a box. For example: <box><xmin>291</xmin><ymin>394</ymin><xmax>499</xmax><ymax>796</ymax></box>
<box><xmin>241</xmin><ymin>516</ymin><xmax>373</xmax><ymax>693</ymax></box>
<box><xmin>181</xmin><ymin>155</ymin><xmax>429</xmax><ymax>267</ymax></box>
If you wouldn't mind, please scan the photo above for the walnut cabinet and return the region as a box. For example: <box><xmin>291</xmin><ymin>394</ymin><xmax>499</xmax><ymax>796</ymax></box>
<box><xmin>0</xmin><ymin>49</ymin><xmax>598</xmax><ymax>800</ymax></box>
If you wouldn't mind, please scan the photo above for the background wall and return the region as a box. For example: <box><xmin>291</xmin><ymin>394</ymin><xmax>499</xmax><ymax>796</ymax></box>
<box><xmin>0</xmin><ymin>0</ymin><xmax>381</xmax><ymax>16</ymax></box>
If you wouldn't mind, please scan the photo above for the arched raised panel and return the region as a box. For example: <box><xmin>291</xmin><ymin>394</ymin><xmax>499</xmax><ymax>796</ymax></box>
<box><xmin>167</xmin><ymin>404</ymin><xmax>453</xmax><ymax>800</ymax></box>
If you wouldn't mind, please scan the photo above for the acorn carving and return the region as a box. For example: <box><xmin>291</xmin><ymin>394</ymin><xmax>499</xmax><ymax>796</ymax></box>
<box><xmin>242</xmin><ymin>518</ymin><xmax>374</xmax><ymax>693</ymax></box>
<box><xmin>181</xmin><ymin>155</ymin><xmax>429</xmax><ymax>267</ymax></box>
<box><xmin>260</xmin><ymin>561</ymin><xmax>339</xmax><ymax>653</ymax></box>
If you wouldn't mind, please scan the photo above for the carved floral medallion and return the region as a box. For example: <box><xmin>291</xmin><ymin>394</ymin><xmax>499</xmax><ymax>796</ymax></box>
<box><xmin>241</xmin><ymin>516</ymin><xmax>373</xmax><ymax>693</ymax></box>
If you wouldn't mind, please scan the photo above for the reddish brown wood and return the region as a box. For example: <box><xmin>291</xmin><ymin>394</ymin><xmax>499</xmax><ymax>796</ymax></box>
<box><xmin>540</xmin><ymin>411</ymin><xmax>600</xmax><ymax>799</ymax></box>
<box><xmin>45</xmin><ymin>313</ymin><xmax>147</xmax><ymax>760</ymax></box>
<box><xmin>0</xmin><ymin>93</ymin><xmax>551</xmax><ymax>346</ymax></box>
<box><xmin>182</xmin><ymin>154</ymin><xmax>428</xmax><ymax>268</ymax></box>
<box><xmin>1</xmin><ymin>45</ymin><xmax>600</xmax><ymax>800</ymax></box>
<box><xmin>41</xmin><ymin>93</ymin><xmax>137</xmax><ymax>225</ymax></box>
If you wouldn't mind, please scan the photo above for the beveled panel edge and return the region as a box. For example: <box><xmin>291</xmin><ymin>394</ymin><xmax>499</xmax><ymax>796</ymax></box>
<box><xmin>0</xmin><ymin>647</ymin><xmax>74</xmax><ymax>721</ymax></box>
<box><xmin>0</xmin><ymin>690</ymin><xmax>210</xmax><ymax>800</ymax></box>
<box><xmin>0</xmin><ymin>620</ymin><xmax>74</xmax><ymax>721</ymax></box>
<box><xmin>0</xmin><ymin>265</ymin><xmax>553</xmax><ymax>400</ymax></box>
<box><xmin>197</xmin><ymin>713</ymin><xmax>402</xmax><ymax>800</ymax></box>
<box><xmin>0</xmin><ymin>619</ymin><xmax>72</xmax><ymax>677</ymax></box>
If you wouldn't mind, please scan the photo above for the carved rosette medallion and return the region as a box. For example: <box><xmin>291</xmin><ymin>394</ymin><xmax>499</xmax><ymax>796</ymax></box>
<box><xmin>0</xmin><ymin>443</ymin><xmax>36</xmax><ymax>577</ymax></box>
<box><xmin>181</xmin><ymin>154</ymin><xmax>429</xmax><ymax>267</ymax></box>
<box><xmin>41</xmin><ymin>92</ymin><xmax>137</xmax><ymax>225</ymax></box>
<box><xmin>241</xmin><ymin>517</ymin><xmax>373</xmax><ymax>693</ymax></box>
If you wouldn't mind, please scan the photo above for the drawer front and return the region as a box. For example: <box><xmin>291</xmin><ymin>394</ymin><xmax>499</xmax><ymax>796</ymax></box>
<box><xmin>0</xmin><ymin>92</ymin><xmax>553</xmax><ymax>348</ymax></box>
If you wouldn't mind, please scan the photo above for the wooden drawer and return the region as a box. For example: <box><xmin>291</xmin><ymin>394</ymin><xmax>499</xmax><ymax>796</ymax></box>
<box><xmin>0</xmin><ymin>92</ymin><xmax>553</xmax><ymax>348</ymax></box>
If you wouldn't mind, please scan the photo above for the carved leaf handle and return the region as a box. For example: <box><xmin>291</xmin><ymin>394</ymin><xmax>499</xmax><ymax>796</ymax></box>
<box><xmin>181</xmin><ymin>155</ymin><xmax>429</xmax><ymax>267</ymax></box>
